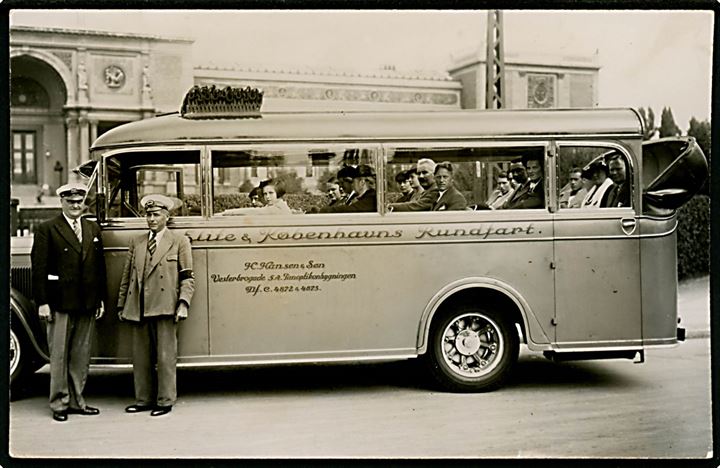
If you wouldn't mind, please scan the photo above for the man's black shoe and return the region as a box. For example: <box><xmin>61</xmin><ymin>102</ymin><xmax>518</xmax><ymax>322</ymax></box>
<box><xmin>125</xmin><ymin>404</ymin><xmax>153</xmax><ymax>413</ymax></box>
<box><xmin>68</xmin><ymin>406</ymin><xmax>100</xmax><ymax>416</ymax></box>
<box><xmin>52</xmin><ymin>411</ymin><xmax>68</xmax><ymax>422</ymax></box>
<box><xmin>150</xmin><ymin>406</ymin><xmax>172</xmax><ymax>417</ymax></box>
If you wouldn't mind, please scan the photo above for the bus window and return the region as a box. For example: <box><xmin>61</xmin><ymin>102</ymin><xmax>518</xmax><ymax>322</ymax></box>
<box><xmin>385</xmin><ymin>144</ymin><xmax>546</xmax><ymax>212</ymax></box>
<box><xmin>557</xmin><ymin>146</ymin><xmax>632</xmax><ymax>210</ymax></box>
<box><xmin>105</xmin><ymin>150</ymin><xmax>201</xmax><ymax>218</ymax></box>
<box><xmin>211</xmin><ymin>146</ymin><xmax>378</xmax><ymax>215</ymax></box>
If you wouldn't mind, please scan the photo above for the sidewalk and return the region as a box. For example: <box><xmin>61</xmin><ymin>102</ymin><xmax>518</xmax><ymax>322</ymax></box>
<box><xmin>678</xmin><ymin>275</ymin><xmax>710</xmax><ymax>339</ymax></box>
<box><xmin>11</xmin><ymin>184</ymin><xmax>61</xmax><ymax>208</ymax></box>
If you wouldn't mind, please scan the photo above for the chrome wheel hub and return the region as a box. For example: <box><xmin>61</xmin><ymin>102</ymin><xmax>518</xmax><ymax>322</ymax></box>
<box><xmin>10</xmin><ymin>329</ymin><xmax>20</xmax><ymax>377</ymax></box>
<box><xmin>441</xmin><ymin>313</ymin><xmax>503</xmax><ymax>378</ymax></box>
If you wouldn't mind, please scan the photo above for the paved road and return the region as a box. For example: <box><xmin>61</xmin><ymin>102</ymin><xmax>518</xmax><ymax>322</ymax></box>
<box><xmin>9</xmin><ymin>336</ymin><xmax>711</xmax><ymax>459</ymax></box>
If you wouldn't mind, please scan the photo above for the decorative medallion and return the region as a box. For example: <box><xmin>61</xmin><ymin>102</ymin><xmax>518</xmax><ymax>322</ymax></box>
<box><xmin>103</xmin><ymin>65</ymin><xmax>126</xmax><ymax>89</ymax></box>
<box><xmin>527</xmin><ymin>73</ymin><xmax>555</xmax><ymax>108</ymax></box>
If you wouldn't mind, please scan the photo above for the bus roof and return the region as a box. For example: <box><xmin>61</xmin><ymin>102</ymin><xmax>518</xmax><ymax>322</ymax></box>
<box><xmin>92</xmin><ymin>108</ymin><xmax>643</xmax><ymax>149</ymax></box>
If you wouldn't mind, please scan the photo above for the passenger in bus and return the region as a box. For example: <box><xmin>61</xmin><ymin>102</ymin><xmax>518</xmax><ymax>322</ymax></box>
<box><xmin>321</xmin><ymin>164</ymin><xmax>376</xmax><ymax>213</ymax></box>
<box><xmin>394</xmin><ymin>170</ymin><xmax>414</xmax><ymax>203</ymax></box>
<box><xmin>502</xmin><ymin>155</ymin><xmax>545</xmax><ymax>209</ymax></box>
<box><xmin>406</xmin><ymin>168</ymin><xmax>425</xmax><ymax>200</ymax></box>
<box><xmin>581</xmin><ymin>160</ymin><xmax>614</xmax><ymax>208</ymax></box>
<box><xmin>248</xmin><ymin>186</ymin><xmax>265</xmax><ymax>207</ymax></box>
<box><xmin>559</xmin><ymin>167</ymin><xmax>587</xmax><ymax>209</ymax></box>
<box><xmin>117</xmin><ymin>194</ymin><xmax>195</xmax><ymax>417</ymax></box>
<box><xmin>508</xmin><ymin>162</ymin><xmax>527</xmax><ymax>189</ymax></box>
<box><xmin>432</xmin><ymin>161</ymin><xmax>467</xmax><ymax>211</ymax></box>
<box><xmin>336</xmin><ymin>165</ymin><xmax>359</xmax><ymax>205</ymax></box>
<box><xmin>325</xmin><ymin>177</ymin><xmax>343</xmax><ymax>207</ymax></box>
<box><xmin>388</xmin><ymin>158</ymin><xmax>440</xmax><ymax>211</ymax></box>
<box><xmin>603</xmin><ymin>153</ymin><xmax>631</xmax><ymax>208</ymax></box>
<box><xmin>487</xmin><ymin>171</ymin><xmax>514</xmax><ymax>209</ymax></box>
<box><xmin>223</xmin><ymin>179</ymin><xmax>292</xmax><ymax>215</ymax></box>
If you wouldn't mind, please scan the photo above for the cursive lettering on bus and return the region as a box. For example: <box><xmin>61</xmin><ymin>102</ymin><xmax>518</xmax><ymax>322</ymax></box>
<box><xmin>415</xmin><ymin>224</ymin><xmax>536</xmax><ymax>240</ymax></box>
<box><xmin>257</xmin><ymin>229</ymin><xmax>403</xmax><ymax>244</ymax></box>
<box><xmin>183</xmin><ymin>231</ymin><xmax>249</xmax><ymax>243</ymax></box>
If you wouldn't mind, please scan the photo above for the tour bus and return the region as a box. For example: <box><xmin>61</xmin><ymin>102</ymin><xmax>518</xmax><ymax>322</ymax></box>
<box><xmin>10</xmin><ymin>86</ymin><xmax>708</xmax><ymax>393</ymax></box>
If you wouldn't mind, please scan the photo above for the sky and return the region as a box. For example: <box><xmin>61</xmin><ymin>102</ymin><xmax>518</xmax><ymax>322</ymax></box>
<box><xmin>10</xmin><ymin>9</ymin><xmax>713</xmax><ymax>129</ymax></box>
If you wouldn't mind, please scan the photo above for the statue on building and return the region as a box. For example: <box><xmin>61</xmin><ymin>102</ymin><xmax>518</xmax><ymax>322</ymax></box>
<box><xmin>77</xmin><ymin>62</ymin><xmax>88</xmax><ymax>90</ymax></box>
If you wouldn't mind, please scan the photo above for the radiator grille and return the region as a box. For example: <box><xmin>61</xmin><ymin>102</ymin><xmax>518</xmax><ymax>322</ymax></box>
<box><xmin>11</xmin><ymin>266</ymin><xmax>33</xmax><ymax>299</ymax></box>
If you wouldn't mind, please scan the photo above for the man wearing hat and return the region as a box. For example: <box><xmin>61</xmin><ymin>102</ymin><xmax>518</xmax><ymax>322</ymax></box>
<box><xmin>31</xmin><ymin>182</ymin><xmax>106</xmax><ymax>422</ymax></box>
<box><xmin>117</xmin><ymin>194</ymin><xmax>195</xmax><ymax>416</ymax></box>
<box><xmin>321</xmin><ymin>165</ymin><xmax>377</xmax><ymax>213</ymax></box>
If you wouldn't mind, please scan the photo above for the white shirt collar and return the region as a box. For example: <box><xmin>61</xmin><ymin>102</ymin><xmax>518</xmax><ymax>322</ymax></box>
<box><xmin>63</xmin><ymin>214</ymin><xmax>81</xmax><ymax>228</ymax></box>
<box><xmin>150</xmin><ymin>227</ymin><xmax>167</xmax><ymax>244</ymax></box>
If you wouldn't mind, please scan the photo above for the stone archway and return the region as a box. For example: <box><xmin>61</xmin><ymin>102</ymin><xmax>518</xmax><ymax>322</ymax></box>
<box><xmin>11</xmin><ymin>49</ymin><xmax>73</xmax><ymax>192</ymax></box>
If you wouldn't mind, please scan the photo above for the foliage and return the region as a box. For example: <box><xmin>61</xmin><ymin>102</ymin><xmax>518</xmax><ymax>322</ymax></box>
<box><xmin>686</xmin><ymin>117</ymin><xmax>711</xmax><ymax>196</ymax></box>
<box><xmin>676</xmin><ymin>195</ymin><xmax>709</xmax><ymax>280</ymax></box>
<box><xmin>659</xmin><ymin>107</ymin><xmax>681</xmax><ymax>138</ymax></box>
<box><xmin>271</xmin><ymin>169</ymin><xmax>305</xmax><ymax>194</ymax></box>
<box><xmin>637</xmin><ymin>107</ymin><xmax>657</xmax><ymax>140</ymax></box>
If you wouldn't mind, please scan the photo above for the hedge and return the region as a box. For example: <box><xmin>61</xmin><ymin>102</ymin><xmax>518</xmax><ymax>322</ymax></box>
<box><xmin>676</xmin><ymin>195</ymin><xmax>710</xmax><ymax>279</ymax></box>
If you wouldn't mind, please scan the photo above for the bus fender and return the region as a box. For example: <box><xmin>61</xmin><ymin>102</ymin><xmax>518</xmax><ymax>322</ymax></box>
<box><xmin>10</xmin><ymin>288</ymin><xmax>49</xmax><ymax>362</ymax></box>
<box><xmin>416</xmin><ymin>277</ymin><xmax>551</xmax><ymax>354</ymax></box>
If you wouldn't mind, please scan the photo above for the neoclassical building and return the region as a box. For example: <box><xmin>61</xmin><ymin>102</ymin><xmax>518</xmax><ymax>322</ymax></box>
<box><xmin>9</xmin><ymin>26</ymin><xmax>598</xmax><ymax>195</ymax></box>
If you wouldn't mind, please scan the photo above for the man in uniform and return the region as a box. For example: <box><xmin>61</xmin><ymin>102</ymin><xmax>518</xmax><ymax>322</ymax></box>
<box><xmin>117</xmin><ymin>194</ymin><xmax>195</xmax><ymax>416</ymax></box>
<box><xmin>31</xmin><ymin>182</ymin><xmax>106</xmax><ymax>422</ymax></box>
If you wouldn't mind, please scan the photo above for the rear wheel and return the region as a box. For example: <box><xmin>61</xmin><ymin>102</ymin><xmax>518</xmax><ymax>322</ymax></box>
<box><xmin>425</xmin><ymin>305</ymin><xmax>519</xmax><ymax>392</ymax></box>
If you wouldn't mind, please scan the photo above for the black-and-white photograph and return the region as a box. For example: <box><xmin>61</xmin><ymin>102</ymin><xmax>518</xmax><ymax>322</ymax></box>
<box><xmin>7</xmin><ymin>9</ymin><xmax>712</xmax><ymax>460</ymax></box>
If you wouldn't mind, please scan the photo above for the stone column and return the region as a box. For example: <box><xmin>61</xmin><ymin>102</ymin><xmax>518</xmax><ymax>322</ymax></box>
<box><xmin>78</xmin><ymin>111</ymin><xmax>90</xmax><ymax>164</ymax></box>
<box><xmin>64</xmin><ymin>111</ymin><xmax>79</xmax><ymax>182</ymax></box>
<box><xmin>90</xmin><ymin>119</ymin><xmax>98</xmax><ymax>146</ymax></box>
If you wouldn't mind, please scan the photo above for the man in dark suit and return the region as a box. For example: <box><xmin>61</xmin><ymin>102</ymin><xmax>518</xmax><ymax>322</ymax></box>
<box><xmin>322</xmin><ymin>165</ymin><xmax>376</xmax><ymax>213</ymax></box>
<box><xmin>604</xmin><ymin>153</ymin><xmax>631</xmax><ymax>208</ymax></box>
<box><xmin>432</xmin><ymin>161</ymin><xmax>467</xmax><ymax>211</ymax></box>
<box><xmin>117</xmin><ymin>194</ymin><xmax>195</xmax><ymax>417</ymax></box>
<box><xmin>502</xmin><ymin>155</ymin><xmax>545</xmax><ymax>209</ymax></box>
<box><xmin>31</xmin><ymin>182</ymin><xmax>106</xmax><ymax>422</ymax></box>
<box><xmin>336</xmin><ymin>166</ymin><xmax>359</xmax><ymax>205</ymax></box>
<box><xmin>388</xmin><ymin>158</ymin><xmax>440</xmax><ymax>212</ymax></box>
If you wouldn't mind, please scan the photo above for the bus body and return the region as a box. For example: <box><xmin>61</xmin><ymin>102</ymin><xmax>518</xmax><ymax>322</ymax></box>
<box><xmin>10</xmin><ymin>89</ymin><xmax>708</xmax><ymax>392</ymax></box>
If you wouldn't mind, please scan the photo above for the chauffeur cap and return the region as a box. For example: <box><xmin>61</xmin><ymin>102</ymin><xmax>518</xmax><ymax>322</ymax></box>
<box><xmin>56</xmin><ymin>182</ymin><xmax>88</xmax><ymax>200</ymax></box>
<box><xmin>140</xmin><ymin>194</ymin><xmax>175</xmax><ymax>213</ymax></box>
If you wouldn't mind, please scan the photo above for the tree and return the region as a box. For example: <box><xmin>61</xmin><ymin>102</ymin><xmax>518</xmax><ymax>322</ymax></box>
<box><xmin>638</xmin><ymin>107</ymin><xmax>657</xmax><ymax>140</ymax></box>
<box><xmin>687</xmin><ymin>117</ymin><xmax>711</xmax><ymax>195</ymax></box>
<box><xmin>659</xmin><ymin>107</ymin><xmax>681</xmax><ymax>138</ymax></box>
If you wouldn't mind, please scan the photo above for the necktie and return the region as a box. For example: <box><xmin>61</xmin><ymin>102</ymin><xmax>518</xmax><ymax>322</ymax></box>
<box><xmin>148</xmin><ymin>232</ymin><xmax>157</xmax><ymax>257</ymax></box>
<box><xmin>72</xmin><ymin>219</ymin><xmax>82</xmax><ymax>244</ymax></box>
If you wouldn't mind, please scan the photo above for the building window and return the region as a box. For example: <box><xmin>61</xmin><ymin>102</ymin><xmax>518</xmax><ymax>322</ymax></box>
<box><xmin>12</xmin><ymin>131</ymin><xmax>37</xmax><ymax>184</ymax></box>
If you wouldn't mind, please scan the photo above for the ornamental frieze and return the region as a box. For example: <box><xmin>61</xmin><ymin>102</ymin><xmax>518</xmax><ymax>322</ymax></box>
<box><xmin>255</xmin><ymin>84</ymin><xmax>457</xmax><ymax>106</ymax></box>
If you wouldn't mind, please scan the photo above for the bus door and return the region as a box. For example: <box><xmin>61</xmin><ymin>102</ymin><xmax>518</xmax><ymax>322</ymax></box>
<box><xmin>552</xmin><ymin>143</ymin><xmax>641</xmax><ymax>348</ymax></box>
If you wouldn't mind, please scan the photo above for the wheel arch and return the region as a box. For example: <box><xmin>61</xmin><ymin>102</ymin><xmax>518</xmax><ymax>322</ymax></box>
<box><xmin>10</xmin><ymin>288</ymin><xmax>49</xmax><ymax>362</ymax></box>
<box><xmin>416</xmin><ymin>278</ymin><xmax>531</xmax><ymax>354</ymax></box>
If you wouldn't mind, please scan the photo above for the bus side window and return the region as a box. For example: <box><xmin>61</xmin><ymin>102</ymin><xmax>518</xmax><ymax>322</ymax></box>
<box><xmin>210</xmin><ymin>146</ymin><xmax>377</xmax><ymax>215</ymax></box>
<box><xmin>385</xmin><ymin>145</ymin><xmax>546</xmax><ymax>212</ymax></box>
<box><xmin>558</xmin><ymin>146</ymin><xmax>632</xmax><ymax>210</ymax></box>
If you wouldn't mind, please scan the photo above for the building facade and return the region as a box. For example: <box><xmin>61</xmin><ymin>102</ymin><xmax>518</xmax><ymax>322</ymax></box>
<box><xmin>9</xmin><ymin>26</ymin><xmax>597</xmax><ymax>197</ymax></box>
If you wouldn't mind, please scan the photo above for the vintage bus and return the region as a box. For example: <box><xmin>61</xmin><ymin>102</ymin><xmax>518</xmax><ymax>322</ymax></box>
<box><xmin>9</xmin><ymin>86</ymin><xmax>708</xmax><ymax>393</ymax></box>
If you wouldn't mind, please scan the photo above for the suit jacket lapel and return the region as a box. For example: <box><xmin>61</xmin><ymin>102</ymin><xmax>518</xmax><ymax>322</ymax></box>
<box><xmin>148</xmin><ymin>232</ymin><xmax>173</xmax><ymax>275</ymax></box>
<box><xmin>54</xmin><ymin>216</ymin><xmax>82</xmax><ymax>253</ymax></box>
<box><xmin>135</xmin><ymin>236</ymin><xmax>148</xmax><ymax>283</ymax></box>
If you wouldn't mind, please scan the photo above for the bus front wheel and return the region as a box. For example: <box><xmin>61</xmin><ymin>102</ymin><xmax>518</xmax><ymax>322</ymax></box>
<box><xmin>425</xmin><ymin>306</ymin><xmax>519</xmax><ymax>392</ymax></box>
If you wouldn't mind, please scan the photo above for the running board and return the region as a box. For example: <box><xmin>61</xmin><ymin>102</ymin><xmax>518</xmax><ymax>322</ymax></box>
<box><xmin>543</xmin><ymin>350</ymin><xmax>640</xmax><ymax>362</ymax></box>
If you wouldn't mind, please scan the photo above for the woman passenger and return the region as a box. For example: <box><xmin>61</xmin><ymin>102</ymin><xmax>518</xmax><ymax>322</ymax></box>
<box><xmin>223</xmin><ymin>179</ymin><xmax>292</xmax><ymax>215</ymax></box>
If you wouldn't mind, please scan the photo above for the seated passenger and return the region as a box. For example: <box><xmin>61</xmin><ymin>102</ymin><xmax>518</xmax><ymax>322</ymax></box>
<box><xmin>406</xmin><ymin>168</ymin><xmax>424</xmax><ymax>201</ymax></box>
<box><xmin>325</xmin><ymin>177</ymin><xmax>343</xmax><ymax>208</ymax></box>
<box><xmin>248</xmin><ymin>186</ymin><xmax>265</xmax><ymax>207</ymax></box>
<box><xmin>432</xmin><ymin>161</ymin><xmax>467</xmax><ymax>211</ymax></box>
<box><xmin>502</xmin><ymin>155</ymin><xmax>544</xmax><ymax>209</ymax></box>
<box><xmin>336</xmin><ymin>166</ymin><xmax>359</xmax><ymax>205</ymax></box>
<box><xmin>223</xmin><ymin>179</ymin><xmax>292</xmax><ymax>215</ymax></box>
<box><xmin>487</xmin><ymin>171</ymin><xmax>513</xmax><ymax>210</ymax></box>
<box><xmin>394</xmin><ymin>170</ymin><xmax>414</xmax><ymax>203</ymax></box>
<box><xmin>581</xmin><ymin>161</ymin><xmax>614</xmax><ymax>208</ymax></box>
<box><xmin>322</xmin><ymin>165</ymin><xmax>376</xmax><ymax>213</ymax></box>
<box><xmin>388</xmin><ymin>158</ymin><xmax>439</xmax><ymax>212</ymax></box>
<box><xmin>559</xmin><ymin>167</ymin><xmax>587</xmax><ymax>209</ymax></box>
<box><xmin>603</xmin><ymin>153</ymin><xmax>631</xmax><ymax>208</ymax></box>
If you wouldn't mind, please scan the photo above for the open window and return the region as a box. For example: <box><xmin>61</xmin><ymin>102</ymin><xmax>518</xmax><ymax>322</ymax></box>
<box><xmin>210</xmin><ymin>145</ymin><xmax>378</xmax><ymax>215</ymax></box>
<box><xmin>385</xmin><ymin>144</ymin><xmax>547</xmax><ymax>212</ymax></box>
<box><xmin>105</xmin><ymin>150</ymin><xmax>202</xmax><ymax>218</ymax></box>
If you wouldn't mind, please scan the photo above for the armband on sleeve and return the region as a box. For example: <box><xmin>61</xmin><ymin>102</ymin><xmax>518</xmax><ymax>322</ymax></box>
<box><xmin>179</xmin><ymin>269</ymin><xmax>195</xmax><ymax>281</ymax></box>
